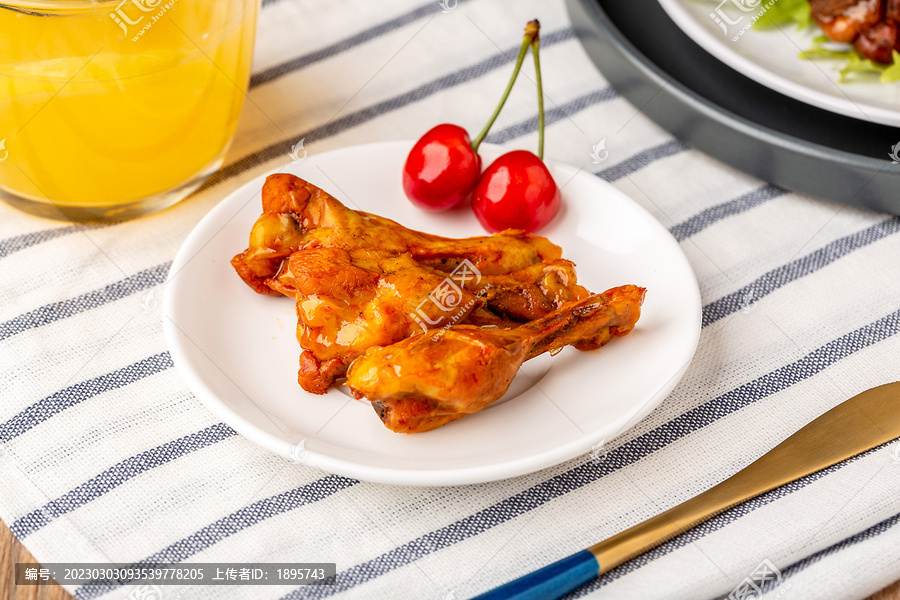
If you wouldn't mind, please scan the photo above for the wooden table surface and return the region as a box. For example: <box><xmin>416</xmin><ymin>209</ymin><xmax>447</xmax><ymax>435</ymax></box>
<box><xmin>1</xmin><ymin>518</ymin><xmax>897</xmax><ymax>599</ymax></box>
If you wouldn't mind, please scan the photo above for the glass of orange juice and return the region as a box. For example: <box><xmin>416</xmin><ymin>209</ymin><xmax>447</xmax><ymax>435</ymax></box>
<box><xmin>0</xmin><ymin>0</ymin><xmax>259</xmax><ymax>221</ymax></box>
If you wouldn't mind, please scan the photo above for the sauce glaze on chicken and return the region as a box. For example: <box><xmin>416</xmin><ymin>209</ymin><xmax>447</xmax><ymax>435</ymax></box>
<box><xmin>232</xmin><ymin>174</ymin><xmax>645</xmax><ymax>432</ymax></box>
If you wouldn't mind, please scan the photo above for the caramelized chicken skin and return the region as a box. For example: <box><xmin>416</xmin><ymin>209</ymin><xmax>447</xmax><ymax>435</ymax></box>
<box><xmin>346</xmin><ymin>285</ymin><xmax>646</xmax><ymax>433</ymax></box>
<box><xmin>282</xmin><ymin>248</ymin><xmax>484</xmax><ymax>394</ymax></box>
<box><xmin>232</xmin><ymin>174</ymin><xmax>648</xmax><ymax>432</ymax></box>
<box><xmin>232</xmin><ymin>174</ymin><xmax>593</xmax><ymax>394</ymax></box>
<box><xmin>280</xmin><ymin>249</ymin><xmax>593</xmax><ymax>393</ymax></box>
<box><xmin>231</xmin><ymin>173</ymin><xmax>563</xmax><ymax>295</ymax></box>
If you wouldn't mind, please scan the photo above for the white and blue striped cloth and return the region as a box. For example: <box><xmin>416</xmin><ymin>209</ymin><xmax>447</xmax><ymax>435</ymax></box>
<box><xmin>2</xmin><ymin>1</ymin><xmax>900</xmax><ymax>599</ymax></box>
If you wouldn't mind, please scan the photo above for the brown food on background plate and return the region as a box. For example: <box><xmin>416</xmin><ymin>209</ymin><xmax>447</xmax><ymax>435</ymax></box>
<box><xmin>809</xmin><ymin>0</ymin><xmax>900</xmax><ymax>63</ymax></box>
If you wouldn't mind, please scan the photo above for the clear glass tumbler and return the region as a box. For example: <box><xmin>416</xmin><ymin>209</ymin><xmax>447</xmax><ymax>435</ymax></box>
<box><xmin>0</xmin><ymin>0</ymin><xmax>259</xmax><ymax>221</ymax></box>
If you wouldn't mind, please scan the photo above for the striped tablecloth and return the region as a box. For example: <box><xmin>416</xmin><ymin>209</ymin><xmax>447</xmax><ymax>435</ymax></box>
<box><xmin>2</xmin><ymin>0</ymin><xmax>900</xmax><ymax>598</ymax></box>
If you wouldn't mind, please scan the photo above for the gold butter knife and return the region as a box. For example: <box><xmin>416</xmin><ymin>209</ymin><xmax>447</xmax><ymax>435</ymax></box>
<box><xmin>474</xmin><ymin>382</ymin><xmax>900</xmax><ymax>600</ymax></box>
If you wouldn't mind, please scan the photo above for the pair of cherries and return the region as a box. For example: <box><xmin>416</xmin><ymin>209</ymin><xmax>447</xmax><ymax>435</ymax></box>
<box><xmin>402</xmin><ymin>20</ymin><xmax>560</xmax><ymax>234</ymax></box>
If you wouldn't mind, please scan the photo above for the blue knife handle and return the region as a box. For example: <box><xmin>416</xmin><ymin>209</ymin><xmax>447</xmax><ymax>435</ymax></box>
<box><xmin>471</xmin><ymin>549</ymin><xmax>600</xmax><ymax>600</ymax></box>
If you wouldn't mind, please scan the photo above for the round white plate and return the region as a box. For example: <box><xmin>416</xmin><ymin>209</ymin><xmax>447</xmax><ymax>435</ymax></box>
<box><xmin>163</xmin><ymin>141</ymin><xmax>701</xmax><ymax>486</ymax></box>
<box><xmin>657</xmin><ymin>0</ymin><xmax>900</xmax><ymax>126</ymax></box>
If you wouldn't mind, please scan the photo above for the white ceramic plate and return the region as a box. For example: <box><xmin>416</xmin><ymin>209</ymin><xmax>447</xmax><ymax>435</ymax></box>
<box><xmin>657</xmin><ymin>0</ymin><xmax>900</xmax><ymax>126</ymax></box>
<box><xmin>163</xmin><ymin>141</ymin><xmax>701</xmax><ymax>486</ymax></box>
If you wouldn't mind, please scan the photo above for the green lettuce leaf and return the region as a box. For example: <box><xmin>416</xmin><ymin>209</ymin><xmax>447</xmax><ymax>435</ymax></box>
<box><xmin>839</xmin><ymin>54</ymin><xmax>888</xmax><ymax>82</ymax></box>
<box><xmin>880</xmin><ymin>51</ymin><xmax>900</xmax><ymax>82</ymax></box>
<box><xmin>709</xmin><ymin>0</ymin><xmax>900</xmax><ymax>83</ymax></box>
<box><xmin>752</xmin><ymin>0</ymin><xmax>813</xmax><ymax>30</ymax></box>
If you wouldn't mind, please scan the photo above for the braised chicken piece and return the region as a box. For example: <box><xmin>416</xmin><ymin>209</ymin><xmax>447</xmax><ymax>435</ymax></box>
<box><xmin>808</xmin><ymin>0</ymin><xmax>900</xmax><ymax>62</ymax></box>
<box><xmin>346</xmin><ymin>285</ymin><xmax>646</xmax><ymax>433</ymax></box>
<box><xmin>809</xmin><ymin>0</ymin><xmax>882</xmax><ymax>42</ymax></box>
<box><xmin>232</xmin><ymin>174</ymin><xmax>593</xmax><ymax>394</ymax></box>
<box><xmin>854</xmin><ymin>20</ymin><xmax>899</xmax><ymax>62</ymax></box>
<box><xmin>279</xmin><ymin>247</ymin><xmax>590</xmax><ymax>393</ymax></box>
<box><xmin>232</xmin><ymin>173</ymin><xmax>562</xmax><ymax>295</ymax></box>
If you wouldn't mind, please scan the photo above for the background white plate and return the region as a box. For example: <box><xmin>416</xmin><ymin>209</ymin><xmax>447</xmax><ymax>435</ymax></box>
<box><xmin>163</xmin><ymin>141</ymin><xmax>701</xmax><ymax>486</ymax></box>
<box><xmin>657</xmin><ymin>0</ymin><xmax>900</xmax><ymax>126</ymax></box>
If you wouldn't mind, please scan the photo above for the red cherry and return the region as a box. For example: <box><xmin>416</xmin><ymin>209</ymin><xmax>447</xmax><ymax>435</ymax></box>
<box><xmin>471</xmin><ymin>150</ymin><xmax>560</xmax><ymax>233</ymax></box>
<box><xmin>402</xmin><ymin>124</ymin><xmax>481</xmax><ymax>211</ymax></box>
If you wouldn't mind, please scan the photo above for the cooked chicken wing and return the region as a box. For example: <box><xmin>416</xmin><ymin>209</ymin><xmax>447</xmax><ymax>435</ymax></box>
<box><xmin>346</xmin><ymin>285</ymin><xmax>647</xmax><ymax>433</ymax></box>
<box><xmin>231</xmin><ymin>173</ymin><xmax>562</xmax><ymax>295</ymax></box>
<box><xmin>231</xmin><ymin>174</ymin><xmax>592</xmax><ymax>394</ymax></box>
<box><xmin>281</xmin><ymin>248</ymin><xmax>592</xmax><ymax>393</ymax></box>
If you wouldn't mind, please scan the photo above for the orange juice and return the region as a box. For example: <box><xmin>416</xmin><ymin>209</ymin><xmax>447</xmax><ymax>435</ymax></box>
<box><xmin>0</xmin><ymin>0</ymin><xmax>258</xmax><ymax>219</ymax></box>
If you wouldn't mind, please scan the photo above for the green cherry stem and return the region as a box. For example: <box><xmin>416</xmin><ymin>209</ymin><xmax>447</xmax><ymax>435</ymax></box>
<box><xmin>530</xmin><ymin>25</ymin><xmax>545</xmax><ymax>160</ymax></box>
<box><xmin>470</xmin><ymin>20</ymin><xmax>540</xmax><ymax>155</ymax></box>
